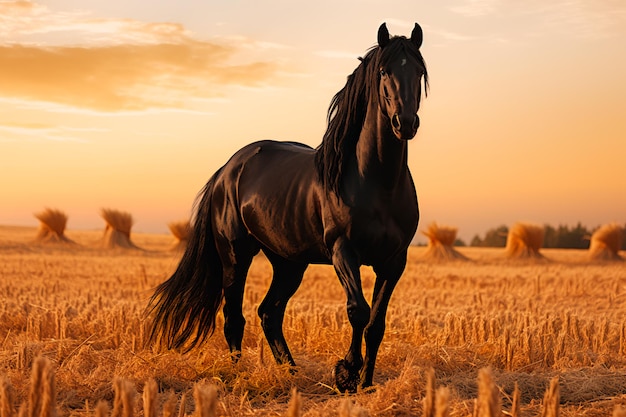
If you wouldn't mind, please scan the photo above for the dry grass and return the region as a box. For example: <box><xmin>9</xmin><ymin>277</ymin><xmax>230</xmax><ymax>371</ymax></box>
<box><xmin>420</xmin><ymin>223</ymin><xmax>468</xmax><ymax>262</ymax></box>
<box><xmin>589</xmin><ymin>223</ymin><xmax>624</xmax><ymax>261</ymax></box>
<box><xmin>167</xmin><ymin>221</ymin><xmax>190</xmax><ymax>252</ymax></box>
<box><xmin>34</xmin><ymin>209</ymin><xmax>73</xmax><ymax>245</ymax></box>
<box><xmin>1</xmin><ymin>226</ymin><xmax>626</xmax><ymax>416</ymax></box>
<box><xmin>100</xmin><ymin>209</ymin><xmax>140</xmax><ymax>250</ymax></box>
<box><xmin>505</xmin><ymin>222</ymin><xmax>545</xmax><ymax>260</ymax></box>
<box><xmin>540</xmin><ymin>377</ymin><xmax>560</xmax><ymax>417</ymax></box>
<box><xmin>473</xmin><ymin>367</ymin><xmax>500</xmax><ymax>417</ymax></box>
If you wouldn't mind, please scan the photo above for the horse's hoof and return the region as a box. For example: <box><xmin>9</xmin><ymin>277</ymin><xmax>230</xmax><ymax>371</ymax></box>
<box><xmin>333</xmin><ymin>359</ymin><xmax>360</xmax><ymax>394</ymax></box>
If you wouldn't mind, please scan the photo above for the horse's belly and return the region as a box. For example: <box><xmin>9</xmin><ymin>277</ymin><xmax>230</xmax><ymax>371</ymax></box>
<box><xmin>241</xmin><ymin>199</ymin><xmax>328</xmax><ymax>262</ymax></box>
<box><xmin>235</xmin><ymin>144</ymin><xmax>328</xmax><ymax>262</ymax></box>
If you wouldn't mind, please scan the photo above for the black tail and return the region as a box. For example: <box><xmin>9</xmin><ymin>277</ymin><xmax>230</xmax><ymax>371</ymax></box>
<box><xmin>147</xmin><ymin>174</ymin><xmax>223</xmax><ymax>352</ymax></box>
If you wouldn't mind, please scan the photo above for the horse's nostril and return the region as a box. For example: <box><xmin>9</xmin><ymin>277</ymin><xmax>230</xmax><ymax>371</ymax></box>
<box><xmin>413</xmin><ymin>115</ymin><xmax>420</xmax><ymax>131</ymax></box>
<box><xmin>392</xmin><ymin>114</ymin><xmax>402</xmax><ymax>130</ymax></box>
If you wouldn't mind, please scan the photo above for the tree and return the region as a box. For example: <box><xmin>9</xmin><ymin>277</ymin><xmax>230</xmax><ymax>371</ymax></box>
<box><xmin>470</xmin><ymin>225</ymin><xmax>508</xmax><ymax>247</ymax></box>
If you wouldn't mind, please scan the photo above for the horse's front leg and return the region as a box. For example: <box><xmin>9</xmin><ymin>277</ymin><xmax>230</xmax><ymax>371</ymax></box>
<box><xmin>331</xmin><ymin>237</ymin><xmax>371</xmax><ymax>393</ymax></box>
<box><xmin>359</xmin><ymin>253</ymin><xmax>406</xmax><ymax>389</ymax></box>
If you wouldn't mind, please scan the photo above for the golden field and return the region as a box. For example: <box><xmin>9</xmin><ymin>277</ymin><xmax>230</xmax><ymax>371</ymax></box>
<box><xmin>1</xmin><ymin>225</ymin><xmax>625</xmax><ymax>416</ymax></box>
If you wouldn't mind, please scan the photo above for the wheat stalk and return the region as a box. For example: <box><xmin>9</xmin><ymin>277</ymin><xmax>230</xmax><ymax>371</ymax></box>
<box><xmin>505</xmin><ymin>222</ymin><xmax>544</xmax><ymax>259</ymax></box>
<box><xmin>613</xmin><ymin>405</ymin><xmax>626</xmax><ymax>417</ymax></box>
<box><xmin>177</xmin><ymin>394</ymin><xmax>187</xmax><ymax>417</ymax></box>
<box><xmin>421</xmin><ymin>222</ymin><xmax>468</xmax><ymax>261</ymax></box>
<box><xmin>285</xmin><ymin>388</ymin><xmax>302</xmax><ymax>417</ymax></box>
<box><xmin>95</xmin><ymin>401</ymin><xmax>109</xmax><ymax>417</ymax></box>
<box><xmin>168</xmin><ymin>220</ymin><xmax>191</xmax><ymax>251</ymax></box>
<box><xmin>142</xmin><ymin>379</ymin><xmax>158</xmax><ymax>417</ymax></box>
<box><xmin>34</xmin><ymin>208</ymin><xmax>71</xmax><ymax>243</ymax></box>
<box><xmin>510</xmin><ymin>382</ymin><xmax>521</xmax><ymax>417</ymax></box>
<box><xmin>434</xmin><ymin>386</ymin><xmax>450</xmax><ymax>417</ymax></box>
<box><xmin>338</xmin><ymin>398</ymin><xmax>368</xmax><ymax>417</ymax></box>
<box><xmin>193</xmin><ymin>382</ymin><xmax>217</xmax><ymax>417</ymax></box>
<box><xmin>161</xmin><ymin>392</ymin><xmax>178</xmax><ymax>417</ymax></box>
<box><xmin>540</xmin><ymin>377</ymin><xmax>560</xmax><ymax>417</ymax></box>
<box><xmin>474</xmin><ymin>367</ymin><xmax>501</xmax><ymax>417</ymax></box>
<box><xmin>100</xmin><ymin>209</ymin><xmax>138</xmax><ymax>249</ymax></box>
<box><xmin>0</xmin><ymin>376</ymin><xmax>14</xmax><ymax>417</ymax></box>
<box><xmin>589</xmin><ymin>223</ymin><xmax>623</xmax><ymax>261</ymax></box>
<box><xmin>168</xmin><ymin>221</ymin><xmax>191</xmax><ymax>241</ymax></box>
<box><xmin>28</xmin><ymin>356</ymin><xmax>56</xmax><ymax>417</ymax></box>
<box><xmin>422</xmin><ymin>368</ymin><xmax>436</xmax><ymax>417</ymax></box>
<box><xmin>111</xmin><ymin>378</ymin><xmax>135</xmax><ymax>417</ymax></box>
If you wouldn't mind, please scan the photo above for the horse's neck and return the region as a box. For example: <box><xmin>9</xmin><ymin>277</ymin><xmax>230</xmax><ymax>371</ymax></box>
<box><xmin>354</xmin><ymin>106</ymin><xmax>409</xmax><ymax>189</ymax></box>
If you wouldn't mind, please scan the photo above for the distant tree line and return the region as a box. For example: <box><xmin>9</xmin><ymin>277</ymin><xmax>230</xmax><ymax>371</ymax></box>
<box><xmin>469</xmin><ymin>222</ymin><xmax>626</xmax><ymax>249</ymax></box>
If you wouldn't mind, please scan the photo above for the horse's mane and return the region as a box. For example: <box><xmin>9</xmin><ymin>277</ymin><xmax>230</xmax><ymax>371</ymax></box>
<box><xmin>314</xmin><ymin>36</ymin><xmax>428</xmax><ymax>194</ymax></box>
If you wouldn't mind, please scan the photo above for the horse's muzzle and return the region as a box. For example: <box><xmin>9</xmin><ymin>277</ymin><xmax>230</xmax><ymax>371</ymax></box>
<box><xmin>391</xmin><ymin>113</ymin><xmax>420</xmax><ymax>140</ymax></box>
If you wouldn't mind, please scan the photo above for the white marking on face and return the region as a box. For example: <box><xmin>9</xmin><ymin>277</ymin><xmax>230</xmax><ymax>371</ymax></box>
<box><xmin>401</xmin><ymin>58</ymin><xmax>407</xmax><ymax>66</ymax></box>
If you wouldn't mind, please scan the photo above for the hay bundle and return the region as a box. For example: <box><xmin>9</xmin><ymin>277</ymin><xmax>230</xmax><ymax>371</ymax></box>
<box><xmin>168</xmin><ymin>220</ymin><xmax>191</xmax><ymax>251</ymax></box>
<box><xmin>505</xmin><ymin>222</ymin><xmax>544</xmax><ymax>259</ymax></box>
<box><xmin>34</xmin><ymin>208</ymin><xmax>74</xmax><ymax>244</ymax></box>
<box><xmin>100</xmin><ymin>208</ymin><xmax>139</xmax><ymax>249</ymax></box>
<box><xmin>421</xmin><ymin>223</ymin><xmax>468</xmax><ymax>261</ymax></box>
<box><xmin>589</xmin><ymin>223</ymin><xmax>623</xmax><ymax>261</ymax></box>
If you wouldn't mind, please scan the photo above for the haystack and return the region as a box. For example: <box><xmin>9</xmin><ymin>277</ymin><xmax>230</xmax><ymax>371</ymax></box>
<box><xmin>589</xmin><ymin>223</ymin><xmax>623</xmax><ymax>261</ymax></box>
<box><xmin>421</xmin><ymin>223</ymin><xmax>468</xmax><ymax>261</ymax></box>
<box><xmin>100</xmin><ymin>208</ymin><xmax>139</xmax><ymax>249</ymax></box>
<box><xmin>34</xmin><ymin>208</ymin><xmax>74</xmax><ymax>244</ymax></box>
<box><xmin>505</xmin><ymin>222</ymin><xmax>545</xmax><ymax>259</ymax></box>
<box><xmin>168</xmin><ymin>220</ymin><xmax>190</xmax><ymax>251</ymax></box>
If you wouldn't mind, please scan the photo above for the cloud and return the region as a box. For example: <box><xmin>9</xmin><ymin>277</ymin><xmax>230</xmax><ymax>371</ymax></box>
<box><xmin>530</xmin><ymin>0</ymin><xmax>626</xmax><ymax>39</ymax></box>
<box><xmin>0</xmin><ymin>121</ymin><xmax>103</xmax><ymax>142</ymax></box>
<box><xmin>215</xmin><ymin>35</ymin><xmax>291</xmax><ymax>51</ymax></box>
<box><xmin>448</xmin><ymin>0</ymin><xmax>626</xmax><ymax>39</ymax></box>
<box><xmin>0</xmin><ymin>1</ymin><xmax>193</xmax><ymax>45</ymax></box>
<box><xmin>0</xmin><ymin>42</ymin><xmax>277</xmax><ymax>111</ymax></box>
<box><xmin>0</xmin><ymin>1</ymin><xmax>281</xmax><ymax>112</ymax></box>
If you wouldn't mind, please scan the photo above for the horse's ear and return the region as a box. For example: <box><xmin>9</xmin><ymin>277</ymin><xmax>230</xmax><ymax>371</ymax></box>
<box><xmin>378</xmin><ymin>23</ymin><xmax>390</xmax><ymax>48</ymax></box>
<box><xmin>411</xmin><ymin>23</ymin><xmax>423</xmax><ymax>49</ymax></box>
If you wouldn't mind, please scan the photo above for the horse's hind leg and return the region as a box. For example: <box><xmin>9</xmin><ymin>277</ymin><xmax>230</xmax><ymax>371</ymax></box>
<box><xmin>258</xmin><ymin>253</ymin><xmax>307</xmax><ymax>366</ymax></box>
<box><xmin>219</xmin><ymin>239</ymin><xmax>259</xmax><ymax>361</ymax></box>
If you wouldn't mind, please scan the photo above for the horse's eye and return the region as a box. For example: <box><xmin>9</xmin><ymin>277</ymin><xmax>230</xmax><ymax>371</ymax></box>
<box><xmin>379</xmin><ymin>68</ymin><xmax>387</xmax><ymax>77</ymax></box>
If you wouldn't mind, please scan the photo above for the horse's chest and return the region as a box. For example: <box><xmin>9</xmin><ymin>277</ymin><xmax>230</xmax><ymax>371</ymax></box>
<box><xmin>322</xmin><ymin>185</ymin><xmax>418</xmax><ymax>263</ymax></box>
<box><xmin>350</xmin><ymin>206</ymin><xmax>414</xmax><ymax>257</ymax></box>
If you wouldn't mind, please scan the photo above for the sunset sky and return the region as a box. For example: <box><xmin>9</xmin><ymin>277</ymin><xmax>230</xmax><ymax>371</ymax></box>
<box><xmin>1</xmin><ymin>0</ymin><xmax>625</xmax><ymax>243</ymax></box>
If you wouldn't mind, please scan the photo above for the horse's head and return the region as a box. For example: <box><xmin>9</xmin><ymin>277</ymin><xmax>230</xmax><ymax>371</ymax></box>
<box><xmin>376</xmin><ymin>23</ymin><xmax>427</xmax><ymax>140</ymax></box>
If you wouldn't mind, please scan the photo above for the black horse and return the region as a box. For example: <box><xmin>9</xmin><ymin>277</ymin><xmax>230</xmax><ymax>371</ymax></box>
<box><xmin>148</xmin><ymin>22</ymin><xmax>428</xmax><ymax>392</ymax></box>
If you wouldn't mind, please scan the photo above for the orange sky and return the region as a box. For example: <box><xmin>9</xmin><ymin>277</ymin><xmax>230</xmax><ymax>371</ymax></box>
<box><xmin>1</xmin><ymin>0</ymin><xmax>625</xmax><ymax>242</ymax></box>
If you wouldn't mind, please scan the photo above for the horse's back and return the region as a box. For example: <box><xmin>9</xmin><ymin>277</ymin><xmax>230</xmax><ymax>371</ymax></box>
<box><xmin>213</xmin><ymin>140</ymin><xmax>328</xmax><ymax>263</ymax></box>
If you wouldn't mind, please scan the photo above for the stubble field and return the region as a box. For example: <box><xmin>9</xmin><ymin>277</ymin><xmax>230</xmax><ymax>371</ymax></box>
<box><xmin>1</xmin><ymin>225</ymin><xmax>625</xmax><ymax>416</ymax></box>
